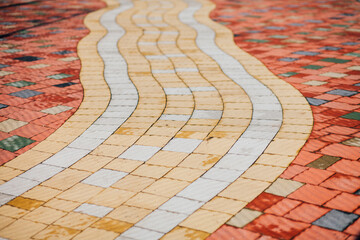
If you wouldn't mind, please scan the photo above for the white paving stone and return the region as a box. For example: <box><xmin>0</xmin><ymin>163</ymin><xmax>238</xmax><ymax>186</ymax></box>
<box><xmin>136</xmin><ymin>210</ymin><xmax>187</xmax><ymax>233</ymax></box>
<box><xmin>43</xmin><ymin>148</ymin><xmax>90</xmax><ymax>168</ymax></box>
<box><xmin>163</xmin><ymin>88</ymin><xmax>192</xmax><ymax>95</ymax></box>
<box><xmin>162</xmin><ymin>138</ymin><xmax>202</xmax><ymax>153</ymax></box>
<box><xmin>0</xmin><ymin>177</ymin><xmax>39</xmax><ymax>196</ymax></box>
<box><xmin>74</xmin><ymin>203</ymin><xmax>113</xmax><ymax>218</ymax></box>
<box><xmin>202</xmin><ymin>167</ymin><xmax>243</xmax><ymax>182</ymax></box>
<box><xmin>215</xmin><ymin>154</ymin><xmax>258</xmax><ymax>171</ymax></box>
<box><xmin>229</xmin><ymin>138</ymin><xmax>271</xmax><ymax>155</ymax></box>
<box><xmin>119</xmin><ymin>145</ymin><xmax>161</xmax><ymax>161</ymax></box>
<box><xmin>159</xmin><ymin>196</ymin><xmax>204</xmax><ymax>214</ymax></box>
<box><xmin>192</xmin><ymin>110</ymin><xmax>222</xmax><ymax>119</ymax></box>
<box><xmin>19</xmin><ymin>164</ymin><xmax>64</xmax><ymax>182</ymax></box>
<box><xmin>160</xmin><ymin>114</ymin><xmax>190</xmax><ymax>121</ymax></box>
<box><xmin>119</xmin><ymin>227</ymin><xmax>163</xmax><ymax>240</ymax></box>
<box><xmin>190</xmin><ymin>86</ymin><xmax>216</xmax><ymax>92</ymax></box>
<box><xmin>82</xmin><ymin>169</ymin><xmax>128</xmax><ymax>188</ymax></box>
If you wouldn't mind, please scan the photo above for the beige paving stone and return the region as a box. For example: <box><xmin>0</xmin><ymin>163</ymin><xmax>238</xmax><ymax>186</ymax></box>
<box><xmin>107</xmin><ymin>205</ymin><xmax>151</xmax><ymax>224</ymax></box>
<box><xmin>181</xmin><ymin>125</ymin><xmax>214</xmax><ymax>133</ymax></box>
<box><xmin>104</xmin><ymin>159</ymin><xmax>143</xmax><ymax>173</ymax></box>
<box><xmin>115</xmin><ymin>127</ymin><xmax>147</xmax><ymax>136</ymax></box>
<box><xmin>264</xmin><ymin>139</ymin><xmax>305</xmax><ymax>156</ymax></box>
<box><xmin>146</xmin><ymin>150</ymin><xmax>188</xmax><ymax>167</ymax></box>
<box><xmin>175</xmin><ymin>131</ymin><xmax>209</xmax><ymax>139</ymax></box>
<box><xmin>112</xmin><ymin>175</ymin><xmax>155</xmax><ymax>192</ymax></box>
<box><xmin>132</xmin><ymin>164</ymin><xmax>171</xmax><ymax>178</ymax></box>
<box><xmin>202</xmin><ymin>197</ymin><xmax>247</xmax><ymax>215</ymax></box>
<box><xmin>73</xmin><ymin>227</ymin><xmax>118</xmax><ymax>240</ymax></box>
<box><xmin>125</xmin><ymin>192</ymin><xmax>168</xmax><ymax>210</ymax></box>
<box><xmin>57</xmin><ymin>183</ymin><xmax>103</xmax><ymax>202</ymax></box>
<box><xmin>242</xmin><ymin>164</ymin><xmax>285</xmax><ymax>182</ymax></box>
<box><xmin>179</xmin><ymin>153</ymin><xmax>221</xmax><ymax>170</ymax></box>
<box><xmin>4</xmin><ymin>150</ymin><xmax>52</xmax><ymax>171</ymax></box>
<box><xmin>92</xmin><ymin>218</ymin><xmax>132</xmax><ymax>233</ymax></box>
<box><xmin>227</xmin><ymin>208</ymin><xmax>262</xmax><ymax>228</ymax></box>
<box><xmin>0</xmin><ymin>219</ymin><xmax>46</xmax><ymax>240</ymax></box>
<box><xmin>255</xmin><ymin>154</ymin><xmax>295</xmax><ymax>167</ymax></box>
<box><xmin>0</xmin><ymin>119</ymin><xmax>27</xmax><ymax>132</ymax></box>
<box><xmin>0</xmin><ymin>167</ymin><xmax>23</xmax><ymax>181</ymax></box>
<box><xmin>219</xmin><ymin>178</ymin><xmax>270</xmax><ymax>202</ymax></box>
<box><xmin>22</xmin><ymin>185</ymin><xmax>61</xmax><ymax>202</ymax></box>
<box><xmin>7</xmin><ymin>197</ymin><xmax>43</xmax><ymax>211</ymax></box>
<box><xmin>70</xmin><ymin>155</ymin><xmax>114</xmax><ymax>172</ymax></box>
<box><xmin>143</xmin><ymin>178</ymin><xmax>189</xmax><ymax>197</ymax></box>
<box><xmin>22</xmin><ymin>206</ymin><xmax>67</xmax><ymax>224</ymax></box>
<box><xmin>91</xmin><ymin>144</ymin><xmax>127</xmax><ymax>157</ymax></box>
<box><xmin>0</xmin><ymin>205</ymin><xmax>28</xmax><ymax>219</ymax></box>
<box><xmin>89</xmin><ymin>188</ymin><xmax>135</xmax><ymax>208</ymax></box>
<box><xmin>180</xmin><ymin>209</ymin><xmax>231</xmax><ymax>233</ymax></box>
<box><xmin>154</xmin><ymin>120</ymin><xmax>186</xmax><ymax>128</ymax></box>
<box><xmin>32</xmin><ymin>140</ymin><xmax>68</xmax><ymax>154</ymax></box>
<box><xmin>208</xmin><ymin>131</ymin><xmax>241</xmax><ymax>139</ymax></box>
<box><xmin>42</xmin><ymin>169</ymin><xmax>91</xmax><ymax>190</ymax></box>
<box><xmin>0</xmin><ymin>215</ymin><xmax>15</xmax><ymax>231</ymax></box>
<box><xmin>44</xmin><ymin>198</ymin><xmax>81</xmax><ymax>212</ymax></box>
<box><xmin>146</xmin><ymin>126</ymin><xmax>180</xmax><ymax>137</ymax></box>
<box><xmin>54</xmin><ymin>212</ymin><xmax>98</xmax><ymax>230</ymax></box>
<box><xmin>163</xmin><ymin>226</ymin><xmax>209</xmax><ymax>240</ymax></box>
<box><xmin>165</xmin><ymin>167</ymin><xmax>205</xmax><ymax>182</ymax></box>
<box><xmin>194</xmin><ymin>137</ymin><xmax>235</xmax><ymax>155</ymax></box>
<box><xmin>187</xmin><ymin>119</ymin><xmax>218</xmax><ymax>126</ymax></box>
<box><xmin>136</xmin><ymin>135</ymin><xmax>171</xmax><ymax>147</ymax></box>
<box><xmin>33</xmin><ymin>225</ymin><xmax>80</xmax><ymax>240</ymax></box>
<box><xmin>265</xmin><ymin>178</ymin><xmax>304</xmax><ymax>197</ymax></box>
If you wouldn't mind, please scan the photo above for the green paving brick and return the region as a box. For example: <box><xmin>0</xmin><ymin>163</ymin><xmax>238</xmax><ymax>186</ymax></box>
<box><xmin>307</xmin><ymin>155</ymin><xmax>341</xmax><ymax>169</ymax></box>
<box><xmin>302</xmin><ymin>65</ymin><xmax>324</xmax><ymax>70</ymax></box>
<box><xmin>47</xmin><ymin>73</ymin><xmax>73</xmax><ymax>79</ymax></box>
<box><xmin>5</xmin><ymin>81</ymin><xmax>36</xmax><ymax>88</ymax></box>
<box><xmin>342</xmin><ymin>112</ymin><xmax>360</xmax><ymax>120</ymax></box>
<box><xmin>320</xmin><ymin>58</ymin><xmax>351</xmax><ymax>64</ymax></box>
<box><xmin>245</xmin><ymin>39</ymin><xmax>269</xmax><ymax>43</ymax></box>
<box><xmin>0</xmin><ymin>135</ymin><xmax>35</xmax><ymax>152</ymax></box>
<box><xmin>278</xmin><ymin>72</ymin><xmax>298</xmax><ymax>77</ymax></box>
<box><xmin>345</xmin><ymin>52</ymin><xmax>360</xmax><ymax>57</ymax></box>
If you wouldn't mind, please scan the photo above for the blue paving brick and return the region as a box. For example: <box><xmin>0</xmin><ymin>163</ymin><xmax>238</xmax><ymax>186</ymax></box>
<box><xmin>293</xmin><ymin>51</ymin><xmax>320</xmax><ymax>56</ymax></box>
<box><xmin>9</xmin><ymin>90</ymin><xmax>43</xmax><ymax>98</ymax></box>
<box><xmin>279</xmin><ymin>57</ymin><xmax>299</xmax><ymax>62</ymax></box>
<box><xmin>326</xmin><ymin>89</ymin><xmax>358</xmax><ymax>97</ymax></box>
<box><xmin>320</xmin><ymin>46</ymin><xmax>342</xmax><ymax>51</ymax></box>
<box><xmin>306</xmin><ymin>98</ymin><xmax>328</xmax><ymax>106</ymax></box>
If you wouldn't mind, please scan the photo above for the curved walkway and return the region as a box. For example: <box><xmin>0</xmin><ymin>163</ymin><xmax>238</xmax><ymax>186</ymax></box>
<box><xmin>0</xmin><ymin>0</ymin><xmax>313</xmax><ymax>239</ymax></box>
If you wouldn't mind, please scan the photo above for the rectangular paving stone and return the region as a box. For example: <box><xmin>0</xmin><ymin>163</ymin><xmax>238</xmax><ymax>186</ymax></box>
<box><xmin>14</xmin><ymin>56</ymin><xmax>43</xmax><ymax>62</ymax></box>
<box><xmin>0</xmin><ymin>119</ymin><xmax>28</xmax><ymax>133</ymax></box>
<box><xmin>74</xmin><ymin>203</ymin><xmax>113</xmax><ymax>218</ymax></box>
<box><xmin>326</xmin><ymin>89</ymin><xmax>358</xmax><ymax>97</ymax></box>
<box><xmin>189</xmin><ymin>87</ymin><xmax>216</xmax><ymax>92</ymax></box>
<box><xmin>136</xmin><ymin>209</ymin><xmax>187</xmax><ymax>233</ymax></box>
<box><xmin>119</xmin><ymin>227</ymin><xmax>163</xmax><ymax>240</ymax></box>
<box><xmin>302</xmin><ymin>65</ymin><xmax>324</xmax><ymax>70</ymax></box>
<box><xmin>306</xmin><ymin>97</ymin><xmax>328</xmax><ymax>106</ymax></box>
<box><xmin>19</xmin><ymin>164</ymin><xmax>64</xmax><ymax>182</ymax></box>
<box><xmin>0</xmin><ymin>135</ymin><xmax>35</xmax><ymax>152</ymax></box>
<box><xmin>9</xmin><ymin>89</ymin><xmax>43</xmax><ymax>98</ymax></box>
<box><xmin>320</xmin><ymin>58</ymin><xmax>350</xmax><ymax>63</ymax></box>
<box><xmin>0</xmin><ymin>104</ymin><xmax>8</xmax><ymax>109</ymax></box>
<box><xmin>0</xmin><ymin>177</ymin><xmax>39</xmax><ymax>196</ymax></box>
<box><xmin>265</xmin><ymin>178</ymin><xmax>303</xmax><ymax>197</ymax></box>
<box><xmin>293</xmin><ymin>51</ymin><xmax>320</xmax><ymax>56</ymax></box>
<box><xmin>229</xmin><ymin>138</ymin><xmax>270</xmax><ymax>155</ymax></box>
<box><xmin>164</xmin><ymin>88</ymin><xmax>192</xmax><ymax>95</ymax></box>
<box><xmin>215</xmin><ymin>154</ymin><xmax>258</xmax><ymax>171</ymax></box>
<box><xmin>47</xmin><ymin>73</ymin><xmax>73</xmax><ymax>79</ymax></box>
<box><xmin>0</xmin><ymin>193</ymin><xmax>16</xmax><ymax>206</ymax></box>
<box><xmin>159</xmin><ymin>196</ymin><xmax>204</xmax><ymax>215</ymax></box>
<box><xmin>313</xmin><ymin>209</ymin><xmax>359</xmax><ymax>231</ymax></box>
<box><xmin>227</xmin><ymin>208</ymin><xmax>262</xmax><ymax>228</ymax></box>
<box><xmin>41</xmin><ymin>105</ymin><xmax>73</xmax><ymax>115</ymax></box>
<box><xmin>202</xmin><ymin>167</ymin><xmax>242</xmax><ymax>183</ymax></box>
<box><xmin>5</xmin><ymin>81</ymin><xmax>35</xmax><ymax>88</ymax></box>
<box><xmin>177</xmin><ymin>178</ymin><xmax>228</xmax><ymax>202</ymax></box>
<box><xmin>192</xmin><ymin>110</ymin><xmax>222</xmax><ymax>120</ymax></box>
<box><xmin>342</xmin><ymin>112</ymin><xmax>360</xmax><ymax>120</ymax></box>
<box><xmin>163</xmin><ymin>138</ymin><xmax>202</xmax><ymax>153</ymax></box>
<box><xmin>119</xmin><ymin>145</ymin><xmax>161</xmax><ymax>161</ymax></box>
<box><xmin>43</xmin><ymin>148</ymin><xmax>90</xmax><ymax>167</ymax></box>
<box><xmin>82</xmin><ymin>169</ymin><xmax>127</xmax><ymax>188</ymax></box>
<box><xmin>160</xmin><ymin>114</ymin><xmax>190</xmax><ymax>121</ymax></box>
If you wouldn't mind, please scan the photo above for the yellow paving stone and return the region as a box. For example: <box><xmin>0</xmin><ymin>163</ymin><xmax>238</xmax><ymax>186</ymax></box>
<box><xmin>107</xmin><ymin>206</ymin><xmax>151</xmax><ymax>224</ymax></box>
<box><xmin>0</xmin><ymin>215</ymin><xmax>15</xmax><ymax>231</ymax></box>
<box><xmin>146</xmin><ymin>151</ymin><xmax>188</xmax><ymax>167</ymax></box>
<box><xmin>163</xmin><ymin>226</ymin><xmax>209</xmax><ymax>240</ymax></box>
<box><xmin>91</xmin><ymin>144</ymin><xmax>127</xmax><ymax>157</ymax></box>
<box><xmin>186</xmin><ymin>119</ymin><xmax>218</xmax><ymax>126</ymax></box>
<box><xmin>112</xmin><ymin>175</ymin><xmax>155</xmax><ymax>192</ymax></box>
<box><xmin>256</xmin><ymin>154</ymin><xmax>295</xmax><ymax>167</ymax></box>
<box><xmin>92</xmin><ymin>218</ymin><xmax>132</xmax><ymax>233</ymax></box>
<box><xmin>132</xmin><ymin>164</ymin><xmax>171</xmax><ymax>179</ymax></box>
<box><xmin>22</xmin><ymin>206</ymin><xmax>67</xmax><ymax>224</ymax></box>
<box><xmin>71</xmin><ymin>155</ymin><xmax>114</xmax><ymax>172</ymax></box>
<box><xmin>175</xmin><ymin>131</ymin><xmax>208</xmax><ymax>139</ymax></box>
<box><xmin>165</xmin><ymin>167</ymin><xmax>205</xmax><ymax>182</ymax></box>
<box><xmin>0</xmin><ymin>219</ymin><xmax>46</xmax><ymax>240</ymax></box>
<box><xmin>136</xmin><ymin>135</ymin><xmax>172</xmax><ymax>147</ymax></box>
<box><xmin>89</xmin><ymin>188</ymin><xmax>135</xmax><ymax>208</ymax></box>
<box><xmin>103</xmin><ymin>134</ymin><xmax>139</xmax><ymax>146</ymax></box>
<box><xmin>104</xmin><ymin>159</ymin><xmax>143</xmax><ymax>173</ymax></box>
<box><xmin>0</xmin><ymin>205</ymin><xmax>28</xmax><ymax>219</ymax></box>
<box><xmin>32</xmin><ymin>225</ymin><xmax>80</xmax><ymax>240</ymax></box>
<box><xmin>179</xmin><ymin>153</ymin><xmax>221</xmax><ymax>170</ymax></box>
<box><xmin>57</xmin><ymin>183</ymin><xmax>103</xmax><ymax>202</ymax></box>
<box><xmin>180</xmin><ymin>209</ymin><xmax>231</xmax><ymax>233</ymax></box>
<box><xmin>142</xmin><ymin>126</ymin><xmax>180</xmax><ymax>137</ymax></box>
<box><xmin>0</xmin><ymin>167</ymin><xmax>23</xmax><ymax>181</ymax></box>
<box><xmin>72</xmin><ymin>227</ymin><xmax>118</xmax><ymax>240</ymax></box>
<box><xmin>125</xmin><ymin>192</ymin><xmax>168</xmax><ymax>210</ymax></box>
<box><xmin>4</xmin><ymin>150</ymin><xmax>52</xmax><ymax>171</ymax></box>
<box><xmin>242</xmin><ymin>164</ymin><xmax>285</xmax><ymax>182</ymax></box>
<box><xmin>7</xmin><ymin>197</ymin><xmax>43</xmax><ymax>211</ymax></box>
<box><xmin>181</xmin><ymin>125</ymin><xmax>214</xmax><ymax>133</ymax></box>
<box><xmin>42</xmin><ymin>169</ymin><xmax>91</xmax><ymax>191</ymax></box>
<box><xmin>194</xmin><ymin>137</ymin><xmax>235</xmax><ymax>155</ymax></box>
<box><xmin>153</xmin><ymin>120</ymin><xmax>186</xmax><ymax>128</ymax></box>
<box><xmin>31</xmin><ymin>140</ymin><xmax>68</xmax><ymax>154</ymax></box>
<box><xmin>264</xmin><ymin>139</ymin><xmax>305</xmax><ymax>156</ymax></box>
<box><xmin>54</xmin><ymin>212</ymin><xmax>98</xmax><ymax>230</ymax></box>
<box><xmin>115</xmin><ymin>127</ymin><xmax>147</xmax><ymax>136</ymax></box>
<box><xmin>143</xmin><ymin>178</ymin><xmax>189</xmax><ymax>197</ymax></box>
<box><xmin>219</xmin><ymin>178</ymin><xmax>270</xmax><ymax>202</ymax></box>
<box><xmin>22</xmin><ymin>185</ymin><xmax>61</xmax><ymax>202</ymax></box>
<box><xmin>44</xmin><ymin>198</ymin><xmax>81</xmax><ymax>212</ymax></box>
<box><xmin>202</xmin><ymin>197</ymin><xmax>247</xmax><ymax>215</ymax></box>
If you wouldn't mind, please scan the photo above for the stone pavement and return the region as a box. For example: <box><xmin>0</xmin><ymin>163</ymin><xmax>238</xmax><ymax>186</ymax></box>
<box><xmin>0</xmin><ymin>0</ymin><xmax>359</xmax><ymax>239</ymax></box>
